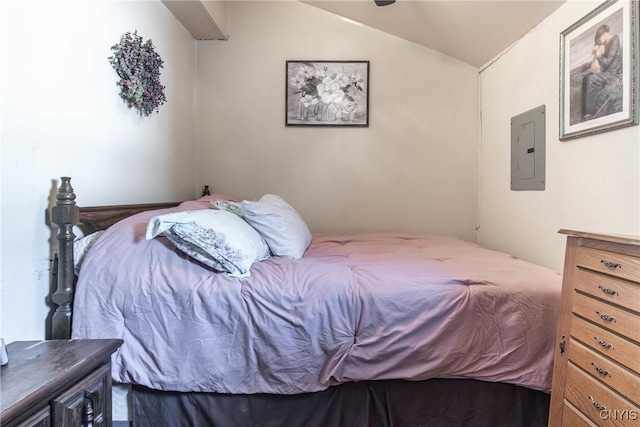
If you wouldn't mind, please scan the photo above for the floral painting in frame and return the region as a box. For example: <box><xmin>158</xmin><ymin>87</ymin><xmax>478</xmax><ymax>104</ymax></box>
<box><xmin>559</xmin><ymin>0</ymin><xmax>638</xmax><ymax>141</ymax></box>
<box><xmin>286</xmin><ymin>60</ymin><xmax>369</xmax><ymax>127</ymax></box>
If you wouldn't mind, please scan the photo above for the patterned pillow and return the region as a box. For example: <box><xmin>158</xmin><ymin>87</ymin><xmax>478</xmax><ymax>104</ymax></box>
<box><xmin>146</xmin><ymin>209</ymin><xmax>270</xmax><ymax>277</ymax></box>
<box><xmin>73</xmin><ymin>230</ymin><xmax>105</xmax><ymax>275</ymax></box>
<box><xmin>212</xmin><ymin>200</ymin><xmax>243</xmax><ymax>216</ymax></box>
<box><xmin>240</xmin><ymin>195</ymin><xmax>312</xmax><ymax>259</ymax></box>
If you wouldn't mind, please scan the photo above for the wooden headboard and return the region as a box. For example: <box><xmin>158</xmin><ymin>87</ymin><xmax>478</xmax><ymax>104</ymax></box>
<box><xmin>50</xmin><ymin>177</ymin><xmax>182</xmax><ymax>339</ymax></box>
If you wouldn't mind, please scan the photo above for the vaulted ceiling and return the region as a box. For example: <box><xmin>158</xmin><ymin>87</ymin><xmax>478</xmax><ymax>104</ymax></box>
<box><xmin>302</xmin><ymin>0</ymin><xmax>567</xmax><ymax>68</ymax></box>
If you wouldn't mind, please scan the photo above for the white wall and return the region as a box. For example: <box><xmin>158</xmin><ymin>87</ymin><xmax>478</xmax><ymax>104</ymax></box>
<box><xmin>0</xmin><ymin>0</ymin><xmax>199</xmax><ymax>343</ymax></box>
<box><xmin>5</xmin><ymin>0</ymin><xmax>624</xmax><ymax>343</ymax></box>
<box><xmin>196</xmin><ymin>1</ymin><xmax>480</xmax><ymax>237</ymax></box>
<box><xmin>478</xmin><ymin>0</ymin><xmax>640</xmax><ymax>273</ymax></box>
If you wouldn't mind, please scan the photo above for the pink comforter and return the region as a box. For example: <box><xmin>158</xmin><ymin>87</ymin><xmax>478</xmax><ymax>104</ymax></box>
<box><xmin>72</xmin><ymin>198</ymin><xmax>562</xmax><ymax>394</ymax></box>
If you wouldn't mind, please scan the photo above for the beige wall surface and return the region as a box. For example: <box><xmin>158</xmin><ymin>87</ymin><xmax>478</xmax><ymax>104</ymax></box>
<box><xmin>196</xmin><ymin>1</ymin><xmax>480</xmax><ymax>238</ymax></box>
<box><xmin>478</xmin><ymin>0</ymin><xmax>640</xmax><ymax>273</ymax></box>
<box><xmin>6</xmin><ymin>0</ymin><xmax>634</xmax><ymax>344</ymax></box>
<box><xmin>0</xmin><ymin>0</ymin><xmax>199</xmax><ymax>342</ymax></box>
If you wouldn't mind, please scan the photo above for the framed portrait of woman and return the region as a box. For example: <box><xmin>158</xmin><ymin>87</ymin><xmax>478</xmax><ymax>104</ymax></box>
<box><xmin>559</xmin><ymin>0</ymin><xmax>638</xmax><ymax>140</ymax></box>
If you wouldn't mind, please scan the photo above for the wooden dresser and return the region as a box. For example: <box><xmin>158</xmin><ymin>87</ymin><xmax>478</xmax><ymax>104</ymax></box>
<box><xmin>0</xmin><ymin>339</ymin><xmax>123</xmax><ymax>427</ymax></box>
<box><xmin>548</xmin><ymin>230</ymin><xmax>640</xmax><ymax>426</ymax></box>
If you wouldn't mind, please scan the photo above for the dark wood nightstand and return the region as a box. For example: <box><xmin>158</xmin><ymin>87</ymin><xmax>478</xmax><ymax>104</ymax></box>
<box><xmin>1</xmin><ymin>339</ymin><xmax>123</xmax><ymax>427</ymax></box>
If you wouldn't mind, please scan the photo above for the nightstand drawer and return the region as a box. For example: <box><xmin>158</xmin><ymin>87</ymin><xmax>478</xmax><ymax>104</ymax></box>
<box><xmin>51</xmin><ymin>363</ymin><xmax>111</xmax><ymax>427</ymax></box>
<box><xmin>568</xmin><ymin>339</ymin><xmax>640</xmax><ymax>406</ymax></box>
<box><xmin>571</xmin><ymin>316</ymin><xmax>640</xmax><ymax>374</ymax></box>
<box><xmin>574</xmin><ymin>269</ymin><xmax>640</xmax><ymax>314</ymax></box>
<box><xmin>573</xmin><ymin>292</ymin><xmax>640</xmax><ymax>342</ymax></box>
<box><xmin>15</xmin><ymin>406</ymin><xmax>50</xmax><ymax>427</ymax></box>
<box><xmin>576</xmin><ymin>247</ymin><xmax>640</xmax><ymax>283</ymax></box>
<box><xmin>0</xmin><ymin>340</ymin><xmax>122</xmax><ymax>427</ymax></box>
<box><xmin>565</xmin><ymin>363</ymin><xmax>640</xmax><ymax>427</ymax></box>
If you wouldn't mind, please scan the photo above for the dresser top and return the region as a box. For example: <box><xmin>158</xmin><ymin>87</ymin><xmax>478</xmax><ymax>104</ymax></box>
<box><xmin>558</xmin><ymin>229</ymin><xmax>640</xmax><ymax>246</ymax></box>
<box><xmin>0</xmin><ymin>339</ymin><xmax>122</xmax><ymax>422</ymax></box>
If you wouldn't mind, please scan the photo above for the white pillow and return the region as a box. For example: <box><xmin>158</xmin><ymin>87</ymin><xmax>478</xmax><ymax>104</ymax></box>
<box><xmin>146</xmin><ymin>209</ymin><xmax>270</xmax><ymax>277</ymax></box>
<box><xmin>240</xmin><ymin>195</ymin><xmax>312</xmax><ymax>259</ymax></box>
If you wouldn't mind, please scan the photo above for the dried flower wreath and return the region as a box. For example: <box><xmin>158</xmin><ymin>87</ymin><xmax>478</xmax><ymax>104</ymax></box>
<box><xmin>108</xmin><ymin>31</ymin><xmax>167</xmax><ymax>116</ymax></box>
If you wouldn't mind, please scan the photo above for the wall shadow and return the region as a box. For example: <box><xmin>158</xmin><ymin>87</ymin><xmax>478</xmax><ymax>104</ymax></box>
<box><xmin>44</xmin><ymin>178</ymin><xmax>59</xmax><ymax>340</ymax></box>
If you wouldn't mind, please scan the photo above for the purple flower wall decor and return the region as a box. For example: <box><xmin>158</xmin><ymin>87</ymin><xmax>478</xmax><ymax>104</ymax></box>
<box><xmin>108</xmin><ymin>31</ymin><xmax>167</xmax><ymax>116</ymax></box>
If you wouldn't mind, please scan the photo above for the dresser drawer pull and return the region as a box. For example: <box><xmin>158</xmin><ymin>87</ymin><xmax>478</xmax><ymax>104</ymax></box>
<box><xmin>589</xmin><ymin>395</ymin><xmax>607</xmax><ymax>412</ymax></box>
<box><xmin>594</xmin><ymin>336</ymin><xmax>614</xmax><ymax>349</ymax></box>
<box><xmin>596</xmin><ymin>311</ymin><xmax>616</xmax><ymax>322</ymax></box>
<box><xmin>591</xmin><ymin>362</ymin><xmax>611</xmax><ymax>377</ymax></box>
<box><xmin>600</xmin><ymin>260</ymin><xmax>622</xmax><ymax>269</ymax></box>
<box><xmin>597</xmin><ymin>285</ymin><xmax>619</xmax><ymax>297</ymax></box>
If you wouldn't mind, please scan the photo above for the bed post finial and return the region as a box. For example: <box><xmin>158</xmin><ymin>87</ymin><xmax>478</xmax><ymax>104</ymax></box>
<box><xmin>51</xmin><ymin>176</ymin><xmax>80</xmax><ymax>339</ymax></box>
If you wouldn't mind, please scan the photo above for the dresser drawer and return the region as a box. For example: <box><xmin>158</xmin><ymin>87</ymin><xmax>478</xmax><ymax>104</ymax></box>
<box><xmin>571</xmin><ymin>316</ymin><xmax>640</xmax><ymax>374</ymax></box>
<box><xmin>576</xmin><ymin>247</ymin><xmax>640</xmax><ymax>283</ymax></box>
<box><xmin>574</xmin><ymin>269</ymin><xmax>640</xmax><ymax>314</ymax></box>
<box><xmin>550</xmin><ymin>231</ymin><xmax>640</xmax><ymax>427</ymax></box>
<box><xmin>562</xmin><ymin>400</ymin><xmax>597</xmax><ymax>427</ymax></box>
<box><xmin>565</xmin><ymin>363</ymin><xmax>640</xmax><ymax>426</ymax></box>
<box><xmin>568</xmin><ymin>339</ymin><xmax>640</xmax><ymax>406</ymax></box>
<box><xmin>573</xmin><ymin>292</ymin><xmax>640</xmax><ymax>342</ymax></box>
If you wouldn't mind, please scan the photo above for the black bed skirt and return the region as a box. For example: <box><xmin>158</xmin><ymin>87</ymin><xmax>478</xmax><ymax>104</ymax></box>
<box><xmin>132</xmin><ymin>378</ymin><xmax>550</xmax><ymax>427</ymax></box>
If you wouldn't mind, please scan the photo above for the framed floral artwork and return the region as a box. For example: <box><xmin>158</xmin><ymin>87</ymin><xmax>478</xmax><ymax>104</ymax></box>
<box><xmin>559</xmin><ymin>0</ymin><xmax>638</xmax><ymax>141</ymax></box>
<box><xmin>286</xmin><ymin>60</ymin><xmax>369</xmax><ymax>127</ymax></box>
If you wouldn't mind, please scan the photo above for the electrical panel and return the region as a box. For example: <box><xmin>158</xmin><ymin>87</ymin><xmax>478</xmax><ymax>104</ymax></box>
<box><xmin>511</xmin><ymin>105</ymin><xmax>545</xmax><ymax>191</ymax></box>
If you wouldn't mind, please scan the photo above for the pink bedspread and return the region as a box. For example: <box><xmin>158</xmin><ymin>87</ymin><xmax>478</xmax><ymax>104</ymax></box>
<box><xmin>71</xmin><ymin>198</ymin><xmax>562</xmax><ymax>394</ymax></box>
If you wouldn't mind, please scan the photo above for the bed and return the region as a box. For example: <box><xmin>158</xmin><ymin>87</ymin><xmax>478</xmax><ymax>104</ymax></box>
<box><xmin>50</xmin><ymin>177</ymin><xmax>561</xmax><ymax>426</ymax></box>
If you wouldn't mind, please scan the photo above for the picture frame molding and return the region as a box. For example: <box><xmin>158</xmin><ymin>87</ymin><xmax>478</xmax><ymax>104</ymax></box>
<box><xmin>285</xmin><ymin>60</ymin><xmax>370</xmax><ymax>127</ymax></box>
<box><xmin>559</xmin><ymin>0</ymin><xmax>639</xmax><ymax>141</ymax></box>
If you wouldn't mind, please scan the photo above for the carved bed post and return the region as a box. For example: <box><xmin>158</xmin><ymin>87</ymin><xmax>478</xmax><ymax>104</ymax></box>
<box><xmin>51</xmin><ymin>177</ymin><xmax>79</xmax><ymax>339</ymax></box>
